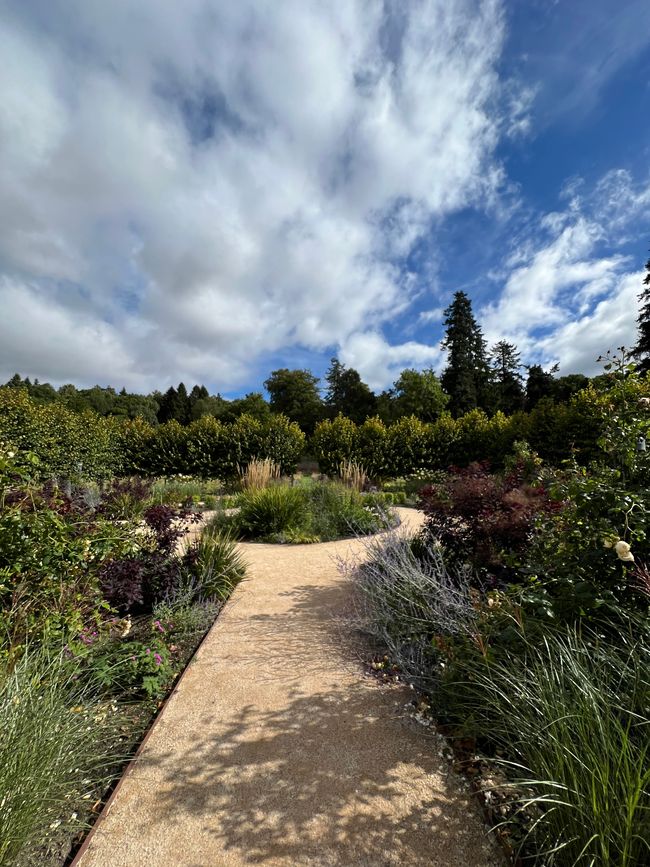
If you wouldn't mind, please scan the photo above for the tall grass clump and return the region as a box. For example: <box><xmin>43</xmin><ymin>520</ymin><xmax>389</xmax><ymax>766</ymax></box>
<box><xmin>191</xmin><ymin>529</ymin><xmax>247</xmax><ymax>599</ymax></box>
<box><xmin>239</xmin><ymin>458</ymin><xmax>281</xmax><ymax>492</ymax></box>
<box><xmin>455</xmin><ymin>629</ymin><xmax>650</xmax><ymax>866</ymax></box>
<box><xmin>339</xmin><ymin>459</ymin><xmax>367</xmax><ymax>492</ymax></box>
<box><xmin>236</xmin><ymin>484</ymin><xmax>306</xmax><ymax>539</ymax></box>
<box><xmin>0</xmin><ymin>648</ymin><xmax>117</xmax><ymax>866</ymax></box>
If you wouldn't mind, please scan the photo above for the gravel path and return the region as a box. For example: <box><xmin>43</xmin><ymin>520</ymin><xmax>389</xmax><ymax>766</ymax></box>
<box><xmin>74</xmin><ymin>509</ymin><xmax>500</xmax><ymax>867</ymax></box>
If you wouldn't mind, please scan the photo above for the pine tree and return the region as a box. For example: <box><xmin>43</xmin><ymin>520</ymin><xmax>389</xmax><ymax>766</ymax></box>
<box><xmin>440</xmin><ymin>291</ymin><xmax>490</xmax><ymax>416</ymax></box>
<box><xmin>525</xmin><ymin>364</ymin><xmax>558</xmax><ymax>410</ymax></box>
<box><xmin>324</xmin><ymin>358</ymin><xmax>376</xmax><ymax>424</ymax></box>
<box><xmin>632</xmin><ymin>253</ymin><xmax>650</xmax><ymax>374</ymax></box>
<box><xmin>489</xmin><ymin>341</ymin><xmax>525</xmax><ymax>414</ymax></box>
<box><xmin>157</xmin><ymin>386</ymin><xmax>189</xmax><ymax>423</ymax></box>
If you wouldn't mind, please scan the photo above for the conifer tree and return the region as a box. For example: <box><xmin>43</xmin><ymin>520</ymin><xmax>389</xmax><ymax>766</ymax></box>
<box><xmin>525</xmin><ymin>364</ymin><xmax>558</xmax><ymax>410</ymax></box>
<box><xmin>440</xmin><ymin>291</ymin><xmax>490</xmax><ymax>416</ymax></box>
<box><xmin>324</xmin><ymin>358</ymin><xmax>376</xmax><ymax>424</ymax></box>
<box><xmin>632</xmin><ymin>253</ymin><xmax>650</xmax><ymax>374</ymax></box>
<box><xmin>489</xmin><ymin>340</ymin><xmax>525</xmax><ymax>414</ymax></box>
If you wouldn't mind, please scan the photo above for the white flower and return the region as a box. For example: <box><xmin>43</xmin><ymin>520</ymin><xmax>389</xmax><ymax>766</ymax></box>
<box><xmin>603</xmin><ymin>538</ymin><xmax>614</xmax><ymax>549</ymax></box>
<box><xmin>7</xmin><ymin>451</ymin><xmax>14</xmax><ymax>458</ymax></box>
<box><xmin>614</xmin><ymin>540</ymin><xmax>634</xmax><ymax>562</ymax></box>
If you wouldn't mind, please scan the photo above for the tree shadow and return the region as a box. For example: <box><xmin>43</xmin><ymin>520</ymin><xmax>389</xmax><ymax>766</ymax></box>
<box><xmin>130</xmin><ymin>580</ymin><xmax>494</xmax><ymax>865</ymax></box>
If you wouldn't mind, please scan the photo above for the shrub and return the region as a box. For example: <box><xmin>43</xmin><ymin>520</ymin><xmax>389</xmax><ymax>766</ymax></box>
<box><xmin>385</xmin><ymin>415</ymin><xmax>429</xmax><ymax>477</ymax></box>
<box><xmin>418</xmin><ymin>460</ymin><xmax>558</xmax><ymax>587</ymax></box>
<box><xmin>523</xmin><ymin>462</ymin><xmax>650</xmax><ymax>623</ymax></box>
<box><xmin>307</xmin><ymin>482</ymin><xmax>384</xmax><ymax>540</ymax></box>
<box><xmin>311</xmin><ymin>414</ymin><xmax>358</xmax><ymax>476</ymax></box>
<box><xmin>355</xmin><ymin>417</ymin><xmax>389</xmax><ymax>479</ymax></box>
<box><xmin>0</xmin><ymin>449</ymin><xmax>132</xmax><ymax>657</ymax></box>
<box><xmin>0</xmin><ymin>387</ymin><xmax>120</xmax><ymax>480</ymax></box>
<box><xmin>99</xmin><ymin>505</ymin><xmax>200</xmax><ymax>614</ymax></box>
<box><xmin>260</xmin><ymin>414</ymin><xmax>305</xmax><ymax>475</ymax></box>
<box><xmin>349</xmin><ymin>529</ymin><xmax>476</xmax><ymax>690</ymax></box>
<box><xmin>98</xmin><ymin>476</ymin><xmax>153</xmax><ymax>520</ymax></box>
<box><xmin>236</xmin><ymin>485</ymin><xmax>306</xmax><ymax>539</ymax></box>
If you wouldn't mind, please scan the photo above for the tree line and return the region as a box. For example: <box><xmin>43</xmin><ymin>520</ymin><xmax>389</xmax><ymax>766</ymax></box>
<box><xmin>3</xmin><ymin>290</ymin><xmax>593</xmax><ymax>434</ymax></box>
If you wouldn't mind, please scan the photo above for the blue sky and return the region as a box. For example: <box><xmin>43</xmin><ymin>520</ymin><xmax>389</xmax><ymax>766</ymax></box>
<box><xmin>1</xmin><ymin>0</ymin><xmax>649</xmax><ymax>397</ymax></box>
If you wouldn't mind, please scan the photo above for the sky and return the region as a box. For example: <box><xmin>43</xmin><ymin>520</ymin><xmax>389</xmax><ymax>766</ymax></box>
<box><xmin>1</xmin><ymin>0</ymin><xmax>650</xmax><ymax>397</ymax></box>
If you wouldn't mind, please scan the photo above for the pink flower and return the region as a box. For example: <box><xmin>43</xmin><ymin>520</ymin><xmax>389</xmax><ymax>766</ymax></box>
<box><xmin>154</xmin><ymin>653</ymin><xmax>163</xmax><ymax>666</ymax></box>
<box><xmin>153</xmin><ymin>620</ymin><xmax>165</xmax><ymax>633</ymax></box>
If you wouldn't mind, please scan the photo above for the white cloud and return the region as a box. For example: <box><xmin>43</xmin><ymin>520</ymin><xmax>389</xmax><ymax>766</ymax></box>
<box><xmin>536</xmin><ymin>271</ymin><xmax>641</xmax><ymax>375</ymax></box>
<box><xmin>0</xmin><ymin>0</ymin><xmax>508</xmax><ymax>390</ymax></box>
<box><xmin>339</xmin><ymin>331</ymin><xmax>442</xmax><ymax>391</ymax></box>
<box><xmin>480</xmin><ymin>170</ymin><xmax>650</xmax><ymax>374</ymax></box>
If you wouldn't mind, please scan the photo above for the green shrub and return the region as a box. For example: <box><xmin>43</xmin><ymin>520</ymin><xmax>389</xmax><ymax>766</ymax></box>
<box><xmin>0</xmin><ymin>449</ymin><xmax>133</xmax><ymax>658</ymax></box>
<box><xmin>311</xmin><ymin>414</ymin><xmax>358</xmax><ymax>475</ymax></box>
<box><xmin>191</xmin><ymin>530</ymin><xmax>247</xmax><ymax>599</ymax></box>
<box><xmin>0</xmin><ymin>387</ymin><xmax>120</xmax><ymax>480</ymax></box>
<box><xmin>307</xmin><ymin>482</ymin><xmax>381</xmax><ymax>540</ymax></box>
<box><xmin>356</xmin><ymin>417</ymin><xmax>389</xmax><ymax>479</ymax></box>
<box><xmin>236</xmin><ymin>485</ymin><xmax>306</xmax><ymax>539</ymax></box>
<box><xmin>223</xmin><ymin>481</ymin><xmax>391</xmax><ymax>543</ymax></box>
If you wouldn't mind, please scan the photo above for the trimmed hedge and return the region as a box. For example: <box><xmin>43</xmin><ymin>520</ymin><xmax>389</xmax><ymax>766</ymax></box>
<box><xmin>0</xmin><ymin>384</ymin><xmax>608</xmax><ymax>482</ymax></box>
<box><xmin>0</xmin><ymin>388</ymin><xmax>305</xmax><ymax>480</ymax></box>
<box><xmin>312</xmin><ymin>400</ymin><xmax>602</xmax><ymax>479</ymax></box>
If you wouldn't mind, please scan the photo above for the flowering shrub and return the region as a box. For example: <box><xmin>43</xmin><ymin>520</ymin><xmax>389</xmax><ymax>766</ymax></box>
<box><xmin>522</xmin><ymin>463</ymin><xmax>650</xmax><ymax>622</ymax></box>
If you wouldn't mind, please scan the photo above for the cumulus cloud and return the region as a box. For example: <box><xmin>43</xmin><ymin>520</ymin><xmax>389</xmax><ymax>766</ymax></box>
<box><xmin>339</xmin><ymin>331</ymin><xmax>442</xmax><ymax>391</ymax></box>
<box><xmin>479</xmin><ymin>170</ymin><xmax>650</xmax><ymax>375</ymax></box>
<box><xmin>0</xmin><ymin>0</ymin><xmax>508</xmax><ymax>391</ymax></box>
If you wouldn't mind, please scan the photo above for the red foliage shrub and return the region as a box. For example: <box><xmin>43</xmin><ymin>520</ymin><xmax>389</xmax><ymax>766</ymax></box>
<box><xmin>418</xmin><ymin>461</ymin><xmax>560</xmax><ymax>586</ymax></box>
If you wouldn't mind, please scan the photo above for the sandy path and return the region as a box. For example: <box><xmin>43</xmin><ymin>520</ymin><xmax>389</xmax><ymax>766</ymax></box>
<box><xmin>74</xmin><ymin>509</ymin><xmax>499</xmax><ymax>867</ymax></box>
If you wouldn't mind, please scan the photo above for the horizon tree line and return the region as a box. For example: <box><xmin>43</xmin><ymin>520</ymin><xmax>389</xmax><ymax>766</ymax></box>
<box><xmin>10</xmin><ymin>250</ymin><xmax>650</xmax><ymax>434</ymax></box>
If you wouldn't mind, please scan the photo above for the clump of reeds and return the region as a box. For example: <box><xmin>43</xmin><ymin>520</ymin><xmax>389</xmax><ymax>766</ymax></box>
<box><xmin>239</xmin><ymin>458</ymin><xmax>281</xmax><ymax>492</ymax></box>
<box><xmin>339</xmin><ymin>459</ymin><xmax>367</xmax><ymax>492</ymax></box>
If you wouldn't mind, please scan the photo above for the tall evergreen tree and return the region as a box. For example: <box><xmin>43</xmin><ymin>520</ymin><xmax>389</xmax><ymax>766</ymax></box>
<box><xmin>489</xmin><ymin>341</ymin><xmax>525</xmax><ymax>414</ymax></box>
<box><xmin>525</xmin><ymin>364</ymin><xmax>558</xmax><ymax>410</ymax></box>
<box><xmin>324</xmin><ymin>358</ymin><xmax>376</xmax><ymax>424</ymax></box>
<box><xmin>440</xmin><ymin>291</ymin><xmax>490</xmax><ymax>416</ymax></box>
<box><xmin>157</xmin><ymin>386</ymin><xmax>188</xmax><ymax>423</ymax></box>
<box><xmin>632</xmin><ymin>252</ymin><xmax>650</xmax><ymax>374</ymax></box>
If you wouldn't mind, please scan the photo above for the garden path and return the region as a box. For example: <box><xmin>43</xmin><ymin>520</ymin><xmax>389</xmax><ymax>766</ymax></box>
<box><xmin>74</xmin><ymin>508</ymin><xmax>499</xmax><ymax>867</ymax></box>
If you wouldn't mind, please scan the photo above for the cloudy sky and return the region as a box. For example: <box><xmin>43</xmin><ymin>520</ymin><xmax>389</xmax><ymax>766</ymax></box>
<box><xmin>1</xmin><ymin>0</ymin><xmax>650</xmax><ymax>395</ymax></box>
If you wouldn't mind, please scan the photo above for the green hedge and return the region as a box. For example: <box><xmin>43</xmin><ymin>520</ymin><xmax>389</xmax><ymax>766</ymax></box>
<box><xmin>312</xmin><ymin>401</ymin><xmax>601</xmax><ymax>479</ymax></box>
<box><xmin>0</xmin><ymin>388</ymin><xmax>120</xmax><ymax>480</ymax></box>
<box><xmin>0</xmin><ymin>388</ymin><xmax>305</xmax><ymax>480</ymax></box>
<box><xmin>0</xmin><ymin>385</ymin><xmax>605</xmax><ymax>482</ymax></box>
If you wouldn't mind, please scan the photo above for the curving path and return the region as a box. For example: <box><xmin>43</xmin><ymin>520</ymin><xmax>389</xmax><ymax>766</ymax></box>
<box><xmin>74</xmin><ymin>509</ymin><xmax>500</xmax><ymax>867</ymax></box>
